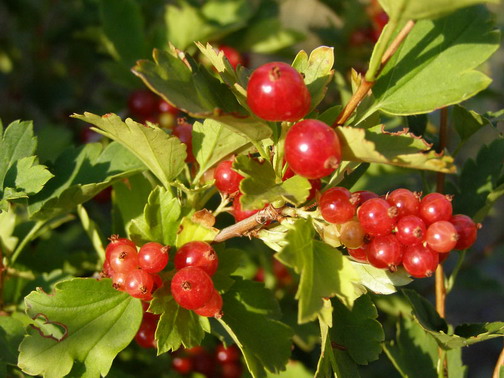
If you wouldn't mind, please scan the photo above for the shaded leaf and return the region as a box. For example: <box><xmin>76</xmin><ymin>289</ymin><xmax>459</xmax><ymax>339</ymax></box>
<box><xmin>402</xmin><ymin>289</ymin><xmax>448</xmax><ymax>333</ymax></box>
<box><xmin>336</xmin><ymin>126</ymin><xmax>456</xmax><ymax>173</ymax></box>
<box><xmin>0</xmin><ymin>316</ymin><xmax>25</xmax><ymax>365</ymax></box>
<box><xmin>18</xmin><ymin>278</ymin><xmax>142</xmax><ymax>378</ymax></box>
<box><xmin>240</xmin><ymin>18</ymin><xmax>304</xmax><ymax>54</ymax></box>
<box><xmin>218</xmin><ymin>279</ymin><xmax>293</xmax><ymax>378</ymax></box>
<box><xmin>452</xmin><ymin>105</ymin><xmax>492</xmax><ymax>144</ymax></box>
<box><xmin>3</xmin><ymin>156</ymin><xmax>53</xmax><ymax>199</ymax></box>
<box><xmin>276</xmin><ymin>218</ymin><xmax>359</xmax><ymax>323</ymax></box>
<box><xmin>72</xmin><ymin>112</ymin><xmax>184</xmax><ymax>189</ymax></box>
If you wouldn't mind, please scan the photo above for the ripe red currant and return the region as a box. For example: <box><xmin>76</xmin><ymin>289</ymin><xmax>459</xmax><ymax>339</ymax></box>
<box><xmin>247</xmin><ymin>62</ymin><xmax>311</xmax><ymax>122</ymax></box>
<box><xmin>425</xmin><ymin>220</ymin><xmax>458</xmax><ymax>253</ymax></box>
<box><xmin>214</xmin><ymin>160</ymin><xmax>244</xmax><ymax>194</ymax></box>
<box><xmin>319</xmin><ymin>187</ymin><xmax>356</xmax><ymax>224</ymax></box>
<box><xmin>135</xmin><ymin>312</ymin><xmax>159</xmax><ymax>348</ymax></box>
<box><xmin>419</xmin><ymin>193</ymin><xmax>453</xmax><ymax>225</ymax></box>
<box><xmin>108</xmin><ymin>244</ymin><xmax>139</xmax><ymax>274</ymax></box>
<box><xmin>111</xmin><ymin>271</ymin><xmax>127</xmax><ymax>291</ymax></box>
<box><xmin>395</xmin><ymin>215</ymin><xmax>426</xmax><ymax>246</ymax></box>
<box><xmin>216</xmin><ymin>344</ymin><xmax>241</xmax><ymax>363</ymax></box>
<box><xmin>386</xmin><ymin>188</ymin><xmax>420</xmax><ymax>217</ymax></box>
<box><xmin>138</xmin><ymin>242</ymin><xmax>169</xmax><ymax>273</ymax></box>
<box><xmin>174</xmin><ymin>241</ymin><xmax>219</xmax><ymax>276</ymax></box>
<box><xmin>125</xmin><ymin>269</ymin><xmax>155</xmax><ymax>300</ymax></box>
<box><xmin>402</xmin><ymin>244</ymin><xmax>439</xmax><ymax>278</ymax></box>
<box><xmin>193</xmin><ymin>289</ymin><xmax>223</xmax><ymax>318</ymax></box>
<box><xmin>105</xmin><ymin>235</ymin><xmax>137</xmax><ymax>262</ymax></box>
<box><xmin>218</xmin><ymin>45</ymin><xmax>245</xmax><ymax>69</ymax></box>
<box><xmin>127</xmin><ymin>90</ymin><xmax>158</xmax><ymax>118</ymax></box>
<box><xmin>285</xmin><ymin>119</ymin><xmax>341</xmax><ymax>179</ymax></box>
<box><xmin>367</xmin><ymin>234</ymin><xmax>403</xmax><ymax>271</ymax></box>
<box><xmin>221</xmin><ymin>362</ymin><xmax>243</xmax><ymax>378</ymax></box>
<box><xmin>173</xmin><ymin>119</ymin><xmax>195</xmax><ymax>163</ymax></box>
<box><xmin>450</xmin><ymin>214</ymin><xmax>478</xmax><ymax>250</ymax></box>
<box><xmin>171</xmin><ymin>267</ymin><xmax>214</xmax><ymax>310</ymax></box>
<box><xmin>348</xmin><ymin>244</ymin><xmax>369</xmax><ymax>263</ymax></box>
<box><xmin>171</xmin><ymin>356</ymin><xmax>193</xmax><ymax>375</ymax></box>
<box><xmin>353</xmin><ymin>190</ymin><xmax>379</xmax><ymax>207</ymax></box>
<box><xmin>357</xmin><ymin>198</ymin><xmax>398</xmax><ymax>236</ymax></box>
<box><xmin>158</xmin><ymin>99</ymin><xmax>179</xmax><ymax>116</ymax></box>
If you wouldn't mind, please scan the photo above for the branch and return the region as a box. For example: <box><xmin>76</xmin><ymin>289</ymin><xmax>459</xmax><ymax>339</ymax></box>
<box><xmin>333</xmin><ymin>20</ymin><xmax>415</xmax><ymax>127</ymax></box>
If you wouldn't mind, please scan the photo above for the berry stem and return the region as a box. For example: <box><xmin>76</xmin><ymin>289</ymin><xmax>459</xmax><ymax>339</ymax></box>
<box><xmin>333</xmin><ymin>20</ymin><xmax>415</xmax><ymax>127</ymax></box>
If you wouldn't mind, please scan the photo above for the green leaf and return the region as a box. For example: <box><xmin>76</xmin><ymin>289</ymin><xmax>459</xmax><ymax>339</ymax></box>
<box><xmin>128</xmin><ymin>186</ymin><xmax>182</xmax><ymax>246</ymax></box>
<box><xmin>369</xmin><ymin>6</ymin><xmax>500</xmax><ymax>116</ymax></box>
<box><xmin>426</xmin><ymin>322</ymin><xmax>504</xmax><ymax>350</ymax></box>
<box><xmin>449</xmin><ymin>137</ymin><xmax>504</xmax><ymax>221</ymax></box>
<box><xmin>378</xmin><ymin>0</ymin><xmax>499</xmax><ymax>21</ymax></box>
<box><xmin>329</xmin><ymin>295</ymin><xmax>385</xmax><ymax>365</ymax></box>
<box><xmin>175</xmin><ymin>216</ymin><xmax>219</xmax><ymax>248</ymax></box>
<box><xmin>402</xmin><ymin>289</ymin><xmax>448</xmax><ymax>333</ymax></box>
<box><xmin>266</xmin><ymin>360</ymin><xmax>313</xmax><ymax>378</ymax></box>
<box><xmin>149</xmin><ymin>285</ymin><xmax>210</xmax><ymax>354</ymax></box>
<box><xmin>350</xmin><ymin>262</ymin><xmax>412</xmax><ymax>295</ymax></box>
<box><xmin>192</xmin><ymin>119</ymin><xmax>250</xmax><ymax>182</ymax></box>
<box><xmin>0</xmin><ymin>316</ymin><xmax>25</xmax><ymax>365</ymax></box>
<box><xmin>452</xmin><ymin>105</ymin><xmax>492</xmax><ymax>145</ymax></box>
<box><xmin>276</xmin><ymin>218</ymin><xmax>359</xmax><ymax>323</ymax></box>
<box><xmin>218</xmin><ymin>279</ymin><xmax>293</xmax><ymax>377</ymax></box>
<box><xmin>336</xmin><ymin>126</ymin><xmax>456</xmax><ymax>173</ymax></box>
<box><xmin>384</xmin><ymin>315</ymin><xmax>438</xmax><ymax>378</ymax></box>
<box><xmin>235</xmin><ymin>156</ymin><xmax>311</xmax><ymax>210</ymax></box>
<box><xmin>18</xmin><ymin>278</ymin><xmax>142</xmax><ymax>378</ymax></box>
<box><xmin>240</xmin><ymin>18</ymin><xmax>304</xmax><ymax>54</ymax></box>
<box><xmin>99</xmin><ymin>0</ymin><xmax>147</xmax><ymax>66</ymax></box>
<box><xmin>446</xmin><ymin>347</ymin><xmax>468</xmax><ymax>378</ymax></box>
<box><xmin>73</xmin><ymin>112</ymin><xmax>184</xmax><ymax>189</ymax></box>
<box><xmin>3</xmin><ymin>156</ymin><xmax>53</xmax><ymax>199</ymax></box>
<box><xmin>291</xmin><ymin>46</ymin><xmax>335</xmax><ymax>110</ymax></box>
<box><xmin>28</xmin><ymin>142</ymin><xmax>144</xmax><ymax>220</ymax></box>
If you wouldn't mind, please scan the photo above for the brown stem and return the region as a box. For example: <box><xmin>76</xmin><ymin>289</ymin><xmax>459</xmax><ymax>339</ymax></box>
<box><xmin>435</xmin><ymin>264</ymin><xmax>446</xmax><ymax>318</ymax></box>
<box><xmin>213</xmin><ymin>205</ymin><xmax>282</xmax><ymax>243</ymax></box>
<box><xmin>333</xmin><ymin>20</ymin><xmax>415</xmax><ymax>127</ymax></box>
<box><xmin>0</xmin><ymin>248</ymin><xmax>4</xmax><ymax>310</ymax></box>
<box><xmin>493</xmin><ymin>345</ymin><xmax>504</xmax><ymax>378</ymax></box>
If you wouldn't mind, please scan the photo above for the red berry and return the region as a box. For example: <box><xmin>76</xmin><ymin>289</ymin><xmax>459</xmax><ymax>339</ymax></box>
<box><xmin>128</xmin><ymin>90</ymin><xmax>158</xmax><ymax>118</ymax></box>
<box><xmin>138</xmin><ymin>242</ymin><xmax>169</xmax><ymax>273</ymax></box>
<box><xmin>218</xmin><ymin>45</ymin><xmax>245</xmax><ymax>69</ymax></box>
<box><xmin>135</xmin><ymin>312</ymin><xmax>158</xmax><ymax>348</ymax></box>
<box><xmin>425</xmin><ymin>220</ymin><xmax>458</xmax><ymax>253</ymax></box>
<box><xmin>339</xmin><ymin>220</ymin><xmax>366</xmax><ymax>249</ymax></box>
<box><xmin>232</xmin><ymin>193</ymin><xmax>261</xmax><ymax>222</ymax></box>
<box><xmin>102</xmin><ymin>259</ymin><xmax>113</xmax><ymax>278</ymax></box>
<box><xmin>192</xmin><ymin>349</ymin><xmax>216</xmax><ymax>376</ymax></box>
<box><xmin>111</xmin><ymin>271</ymin><xmax>127</xmax><ymax>291</ymax></box>
<box><xmin>285</xmin><ymin>119</ymin><xmax>341</xmax><ymax>179</ymax></box>
<box><xmin>174</xmin><ymin>241</ymin><xmax>219</xmax><ymax>276</ymax></box>
<box><xmin>319</xmin><ymin>187</ymin><xmax>356</xmax><ymax>224</ymax></box>
<box><xmin>216</xmin><ymin>344</ymin><xmax>241</xmax><ymax>363</ymax></box>
<box><xmin>171</xmin><ymin>356</ymin><xmax>193</xmax><ymax>375</ymax></box>
<box><xmin>158</xmin><ymin>99</ymin><xmax>179</xmax><ymax>116</ymax></box>
<box><xmin>395</xmin><ymin>215</ymin><xmax>426</xmax><ymax>246</ymax></box>
<box><xmin>105</xmin><ymin>235</ymin><xmax>137</xmax><ymax>262</ymax></box>
<box><xmin>247</xmin><ymin>62</ymin><xmax>311</xmax><ymax>122</ymax></box>
<box><xmin>171</xmin><ymin>267</ymin><xmax>214</xmax><ymax>310</ymax></box>
<box><xmin>353</xmin><ymin>190</ymin><xmax>379</xmax><ymax>207</ymax></box>
<box><xmin>221</xmin><ymin>362</ymin><xmax>243</xmax><ymax>378</ymax></box>
<box><xmin>194</xmin><ymin>289</ymin><xmax>223</xmax><ymax>318</ymax></box>
<box><xmin>125</xmin><ymin>269</ymin><xmax>155</xmax><ymax>300</ymax></box>
<box><xmin>108</xmin><ymin>244</ymin><xmax>139</xmax><ymax>274</ymax></box>
<box><xmin>419</xmin><ymin>193</ymin><xmax>453</xmax><ymax>225</ymax></box>
<box><xmin>348</xmin><ymin>244</ymin><xmax>369</xmax><ymax>263</ymax></box>
<box><xmin>367</xmin><ymin>234</ymin><xmax>403</xmax><ymax>271</ymax></box>
<box><xmin>173</xmin><ymin>119</ymin><xmax>195</xmax><ymax>162</ymax></box>
<box><xmin>386</xmin><ymin>189</ymin><xmax>420</xmax><ymax>217</ymax></box>
<box><xmin>357</xmin><ymin>198</ymin><xmax>398</xmax><ymax>236</ymax></box>
<box><xmin>450</xmin><ymin>214</ymin><xmax>478</xmax><ymax>250</ymax></box>
<box><xmin>402</xmin><ymin>244</ymin><xmax>439</xmax><ymax>278</ymax></box>
<box><xmin>214</xmin><ymin>160</ymin><xmax>244</xmax><ymax>194</ymax></box>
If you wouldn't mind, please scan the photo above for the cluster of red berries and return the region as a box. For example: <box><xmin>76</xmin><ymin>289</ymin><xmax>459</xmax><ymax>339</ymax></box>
<box><xmin>102</xmin><ymin>235</ymin><xmax>168</xmax><ymax>300</ymax></box>
<box><xmin>319</xmin><ymin>188</ymin><xmax>479</xmax><ymax>278</ymax></box>
<box><xmin>127</xmin><ymin>89</ymin><xmax>180</xmax><ymax>127</ymax></box>
<box><xmin>170</xmin><ymin>241</ymin><xmax>223</xmax><ymax>318</ymax></box>
<box><xmin>349</xmin><ymin>0</ymin><xmax>389</xmax><ymax>47</ymax></box>
<box><xmin>134</xmin><ymin>301</ymin><xmax>159</xmax><ymax>349</ymax></box>
<box><xmin>171</xmin><ymin>344</ymin><xmax>242</xmax><ymax>378</ymax></box>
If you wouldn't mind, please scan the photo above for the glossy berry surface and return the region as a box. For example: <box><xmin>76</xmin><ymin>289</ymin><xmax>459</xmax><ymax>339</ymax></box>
<box><xmin>450</xmin><ymin>214</ymin><xmax>478</xmax><ymax>250</ymax></box>
<box><xmin>419</xmin><ymin>193</ymin><xmax>452</xmax><ymax>225</ymax></box>
<box><xmin>108</xmin><ymin>244</ymin><xmax>139</xmax><ymax>274</ymax></box>
<box><xmin>127</xmin><ymin>90</ymin><xmax>158</xmax><ymax>118</ymax></box>
<box><xmin>395</xmin><ymin>215</ymin><xmax>426</xmax><ymax>246</ymax></box>
<box><xmin>367</xmin><ymin>234</ymin><xmax>403</xmax><ymax>271</ymax></box>
<box><xmin>357</xmin><ymin>198</ymin><xmax>397</xmax><ymax>236</ymax></box>
<box><xmin>425</xmin><ymin>220</ymin><xmax>458</xmax><ymax>253</ymax></box>
<box><xmin>319</xmin><ymin>187</ymin><xmax>355</xmax><ymax>224</ymax></box>
<box><xmin>386</xmin><ymin>188</ymin><xmax>420</xmax><ymax>217</ymax></box>
<box><xmin>158</xmin><ymin>99</ymin><xmax>179</xmax><ymax>116</ymax></box>
<box><xmin>348</xmin><ymin>244</ymin><xmax>369</xmax><ymax>263</ymax></box>
<box><xmin>138</xmin><ymin>242</ymin><xmax>169</xmax><ymax>273</ymax></box>
<box><xmin>171</xmin><ymin>356</ymin><xmax>192</xmax><ymax>375</ymax></box>
<box><xmin>247</xmin><ymin>62</ymin><xmax>311</xmax><ymax>122</ymax></box>
<box><xmin>135</xmin><ymin>312</ymin><xmax>158</xmax><ymax>348</ymax></box>
<box><xmin>124</xmin><ymin>269</ymin><xmax>155</xmax><ymax>300</ymax></box>
<box><xmin>171</xmin><ymin>267</ymin><xmax>214</xmax><ymax>310</ymax></box>
<box><xmin>174</xmin><ymin>241</ymin><xmax>219</xmax><ymax>276</ymax></box>
<box><xmin>105</xmin><ymin>235</ymin><xmax>137</xmax><ymax>262</ymax></box>
<box><xmin>214</xmin><ymin>160</ymin><xmax>243</xmax><ymax>194</ymax></box>
<box><xmin>285</xmin><ymin>119</ymin><xmax>342</xmax><ymax>179</ymax></box>
<box><xmin>402</xmin><ymin>244</ymin><xmax>439</xmax><ymax>278</ymax></box>
<box><xmin>339</xmin><ymin>220</ymin><xmax>366</xmax><ymax>249</ymax></box>
<box><xmin>193</xmin><ymin>289</ymin><xmax>223</xmax><ymax>318</ymax></box>
<box><xmin>353</xmin><ymin>190</ymin><xmax>379</xmax><ymax>207</ymax></box>
<box><xmin>173</xmin><ymin>120</ymin><xmax>195</xmax><ymax>162</ymax></box>
<box><xmin>216</xmin><ymin>344</ymin><xmax>241</xmax><ymax>363</ymax></box>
